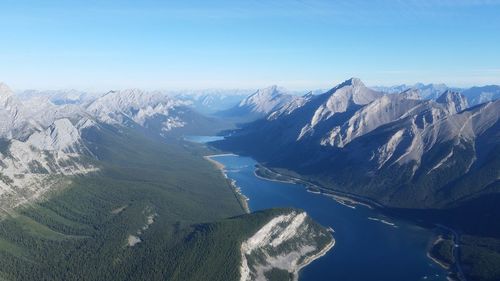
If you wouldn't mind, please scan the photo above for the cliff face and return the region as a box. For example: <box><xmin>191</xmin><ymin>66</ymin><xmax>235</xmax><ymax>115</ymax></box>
<box><xmin>239</xmin><ymin>210</ymin><xmax>334</xmax><ymax>281</ymax></box>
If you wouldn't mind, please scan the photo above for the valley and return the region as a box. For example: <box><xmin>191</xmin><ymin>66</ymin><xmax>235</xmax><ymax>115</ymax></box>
<box><xmin>202</xmin><ymin>152</ymin><xmax>447</xmax><ymax>281</ymax></box>
<box><xmin>2</xmin><ymin>2</ymin><xmax>499</xmax><ymax>280</ymax></box>
<box><xmin>213</xmin><ymin>78</ymin><xmax>500</xmax><ymax>281</ymax></box>
<box><xmin>0</xmin><ymin>77</ymin><xmax>498</xmax><ymax>281</ymax></box>
<box><xmin>0</xmin><ymin>83</ymin><xmax>334</xmax><ymax>281</ymax></box>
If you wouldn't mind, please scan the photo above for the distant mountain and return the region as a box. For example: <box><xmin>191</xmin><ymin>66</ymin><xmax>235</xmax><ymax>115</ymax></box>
<box><xmin>85</xmin><ymin>88</ymin><xmax>228</xmax><ymax>136</ymax></box>
<box><xmin>461</xmin><ymin>85</ymin><xmax>500</xmax><ymax>106</ymax></box>
<box><xmin>0</xmin><ymin>83</ymin><xmax>96</xmax><ymax>211</ymax></box>
<box><xmin>0</xmin><ymin>83</ymin><xmax>89</xmax><ymax>140</ymax></box>
<box><xmin>172</xmin><ymin>89</ymin><xmax>253</xmax><ymax>114</ymax></box>
<box><xmin>216</xmin><ymin>85</ymin><xmax>298</xmax><ymax>121</ymax></box>
<box><xmin>0</xmin><ymin>83</ymin><xmax>231</xmax><ymax>211</ymax></box>
<box><xmin>86</xmin><ymin>89</ymin><xmax>187</xmax><ymax>127</ymax></box>
<box><xmin>373</xmin><ymin>83</ymin><xmax>452</xmax><ymax>99</ymax></box>
<box><xmin>215</xmin><ymin>78</ymin><xmax>500</xmax><ymax>209</ymax></box>
<box><xmin>373</xmin><ymin>83</ymin><xmax>500</xmax><ymax>106</ymax></box>
<box><xmin>16</xmin><ymin>89</ymin><xmax>96</xmax><ymax>105</ymax></box>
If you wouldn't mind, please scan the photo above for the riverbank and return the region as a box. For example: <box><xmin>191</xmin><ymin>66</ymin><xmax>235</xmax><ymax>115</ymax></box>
<box><xmin>254</xmin><ymin>164</ymin><xmax>380</xmax><ymax>209</ymax></box>
<box><xmin>205</xmin><ymin>154</ymin><xmax>250</xmax><ymax>213</ymax></box>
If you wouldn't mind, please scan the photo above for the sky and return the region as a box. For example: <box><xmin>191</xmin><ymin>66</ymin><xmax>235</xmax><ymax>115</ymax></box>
<box><xmin>0</xmin><ymin>0</ymin><xmax>499</xmax><ymax>91</ymax></box>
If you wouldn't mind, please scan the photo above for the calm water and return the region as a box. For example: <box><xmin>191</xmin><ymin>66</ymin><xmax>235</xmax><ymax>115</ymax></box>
<box><xmin>184</xmin><ymin>135</ymin><xmax>225</xmax><ymax>143</ymax></box>
<box><xmin>191</xmin><ymin>136</ymin><xmax>447</xmax><ymax>281</ymax></box>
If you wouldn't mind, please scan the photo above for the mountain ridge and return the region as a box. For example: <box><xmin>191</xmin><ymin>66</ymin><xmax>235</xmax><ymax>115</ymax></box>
<box><xmin>215</xmin><ymin>78</ymin><xmax>500</xmax><ymax>209</ymax></box>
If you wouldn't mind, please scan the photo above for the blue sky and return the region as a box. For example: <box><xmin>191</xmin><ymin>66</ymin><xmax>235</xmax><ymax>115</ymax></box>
<box><xmin>1</xmin><ymin>0</ymin><xmax>499</xmax><ymax>91</ymax></box>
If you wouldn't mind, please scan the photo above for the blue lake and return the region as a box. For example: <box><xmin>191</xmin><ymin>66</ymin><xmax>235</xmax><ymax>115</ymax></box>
<box><xmin>190</xmin><ymin>136</ymin><xmax>447</xmax><ymax>281</ymax></box>
<box><xmin>184</xmin><ymin>135</ymin><xmax>225</xmax><ymax>143</ymax></box>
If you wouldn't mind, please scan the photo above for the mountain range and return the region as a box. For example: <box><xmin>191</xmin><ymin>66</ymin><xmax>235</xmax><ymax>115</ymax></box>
<box><xmin>1</xmin><ymin>78</ymin><xmax>499</xmax><ymax>281</ymax></box>
<box><xmin>216</xmin><ymin>85</ymin><xmax>301</xmax><ymax>121</ymax></box>
<box><xmin>0</xmin><ymin>83</ymin><xmax>227</xmax><ymax>213</ymax></box>
<box><xmin>373</xmin><ymin>83</ymin><xmax>500</xmax><ymax>106</ymax></box>
<box><xmin>215</xmin><ymin>78</ymin><xmax>499</xmax><ymax>210</ymax></box>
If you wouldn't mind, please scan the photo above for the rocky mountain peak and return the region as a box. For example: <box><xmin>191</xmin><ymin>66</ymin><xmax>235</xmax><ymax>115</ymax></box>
<box><xmin>344</xmin><ymin>77</ymin><xmax>364</xmax><ymax>87</ymax></box>
<box><xmin>436</xmin><ymin>90</ymin><xmax>469</xmax><ymax>114</ymax></box>
<box><xmin>400</xmin><ymin>88</ymin><xmax>421</xmax><ymax>100</ymax></box>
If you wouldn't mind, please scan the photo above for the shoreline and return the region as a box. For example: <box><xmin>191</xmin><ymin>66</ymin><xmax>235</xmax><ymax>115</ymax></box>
<box><xmin>293</xmin><ymin>238</ymin><xmax>336</xmax><ymax>281</ymax></box>
<box><xmin>205</xmin><ymin>153</ymin><xmax>336</xmax><ymax>281</ymax></box>
<box><xmin>203</xmin><ymin>155</ymin><xmax>226</xmax><ymax>170</ymax></box>
<box><xmin>205</xmin><ymin>153</ymin><xmax>449</xmax><ymax>280</ymax></box>
<box><xmin>253</xmin><ymin>169</ymin><xmax>296</xmax><ymax>184</ymax></box>
<box><xmin>204</xmin><ymin>154</ymin><xmax>250</xmax><ymax>213</ymax></box>
<box><xmin>254</xmin><ymin>159</ymin><xmax>456</xmax><ymax>276</ymax></box>
<box><xmin>255</xmin><ymin>164</ymin><xmax>378</xmax><ymax>210</ymax></box>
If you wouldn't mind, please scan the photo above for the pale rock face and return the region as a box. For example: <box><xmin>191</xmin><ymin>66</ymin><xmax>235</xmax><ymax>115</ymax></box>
<box><xmin>399</xmin><ymin>88</ymin><xmax>421</xmax><ymax>100</ymax></box>
<box><xmin>423</xmin><ymin>100</ymin><xmax>499</xmax><ymax>145</ymax></box>
<box><xmin>267</xmin><ymin>93</ymin><xmax>312</xmax><ymax>120</ymax></box>
<box><xmin>172</xmin><ymin>89</ymin><xmax>253</xmax><ymax>113</ymax></box>
<box><xmin>371</xmin><ymin>100</ymin><xmax>499</xmax><ymax>172</ymax></box>
<box><xmin>373</xmin><ymin>83</ymin><xmax>449</xmax><ymax>99</ymax></box>
<box><xmin>16</xmin><ymin>89</ymin><xmax>93</xmax><ymax>105</ymax></box>
<box><xmin>299</xmin><ymin>78</ymin><xmax>383</xmax><ymax>139</ymax></box>
<box><xmin>374</xmin><ymin>129</ymin><xmax>406</xmax><ymax>168</ymax></box>
<box><xmin>239</xmin><ymin>211</ymin><xmax>333</xmax><ymax>281</ymax></box>
<box><xmin>86</xmin><ymin>89</ymin><xmax>189</xmax><ymax>131</ymax></box>
<box><xmin>436</xmin><ymin>90</ymin><xmax>469</xmax><ymax>114</ymax></box>
<box><xmin>238</xmin><ymin>85</ymin><xmax>296</xmax><ymax>115</ymax></box>
<box><xmin>228</xmin><ymin>78</ymin><xmax>498</xmax><ymax>195</ymax></box>
<box><xmin>321</xmin><ymin>94</ymin><xmax>421</xmax><ymax>147</ymax></box>
<box><xmin>0</xmin><ymin>82</ymin><xmax>98</xmax><ymax>212</ymax></box>
<box><xmin>319</xmin><ymin>90</ymin><xmax>450</xmax><ymax>148</ymax></box>
<box><xmin>0</xmin><ymin>83</ymin><xmax>87</xmax><ymax>140</ymax></box>
<box><xmin>0</xmin><ymin>118</ymin><xmax>97</xmax><ymax>211</ymax></box>
<box><xmin>305</xmin><ymin>86</ymin><xmax>482</xmax><ymax>172</ymax></box>
<box><xmin>25</xmin><ymin>119</ymin><xmax>81</xmax><ymax>151</ymax></box>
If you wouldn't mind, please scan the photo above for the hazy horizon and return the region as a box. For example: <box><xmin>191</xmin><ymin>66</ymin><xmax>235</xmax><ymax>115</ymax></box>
<box><xmin>2</xmin><ymin>78</ymin><xmax>496</xmax><ymax>94</ymax></box>
<box><xmin>1</xmin><ymin>0</ymin><xmax>500</xmax><ymax>90</ymax></box>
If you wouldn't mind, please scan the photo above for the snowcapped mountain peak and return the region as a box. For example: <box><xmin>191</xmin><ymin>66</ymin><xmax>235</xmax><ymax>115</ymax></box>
<box><xmin>436</xmin><ymin>90</ymin><xmax>468</xmax><ymax>114</ymax></box>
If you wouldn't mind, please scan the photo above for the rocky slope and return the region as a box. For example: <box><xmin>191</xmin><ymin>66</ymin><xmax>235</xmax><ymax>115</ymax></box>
<box><xmin>17</xmin><ymin>89</ymin><xmax>94</xmax><ymax>105</ymax></box>
<box><xmin>217</xmin><ymin>85</ymin><xmax>298</xmax><ymax>121</ymax></box>
<box><xmin>239</xmin><ymin>209</ymin><xmax>334</xmax><ymax>281</ymax></box>
<box><xmin>0</xmin><ymin>83</ymin><xmax>221</xmax><ymax>212</ymax></box>
<box><xmin>373</xmin><ymin>83</ymin><xmax>450</xmax><ymax>99</ymax></box>
<box><xmin>373</xmin><ymin>83</ymin><xmax>500</xmax><ymax>105</ymax></box>
<box><xmin>216</xmin><ymin>78</ymin><xmax>500</xmax><ymax>209</ymax></box>
<box><xmin>461</xmin><ymin>85</ymin><xmax>500</xmax><ymax>106</ymax></box>
<box><xmin>0</xmin><ymin>118</ymin><xmax>97</xmax><ymax>210</ymax></box>
<box><xmin>173</xmin><ymin>89</ymin><xmax>252</xmax><ymax>114</ymax></box>
<box><xmin>86</xmin><ymin>88</ymin><xmax>227</xmax><ymax>136</ymax></box>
